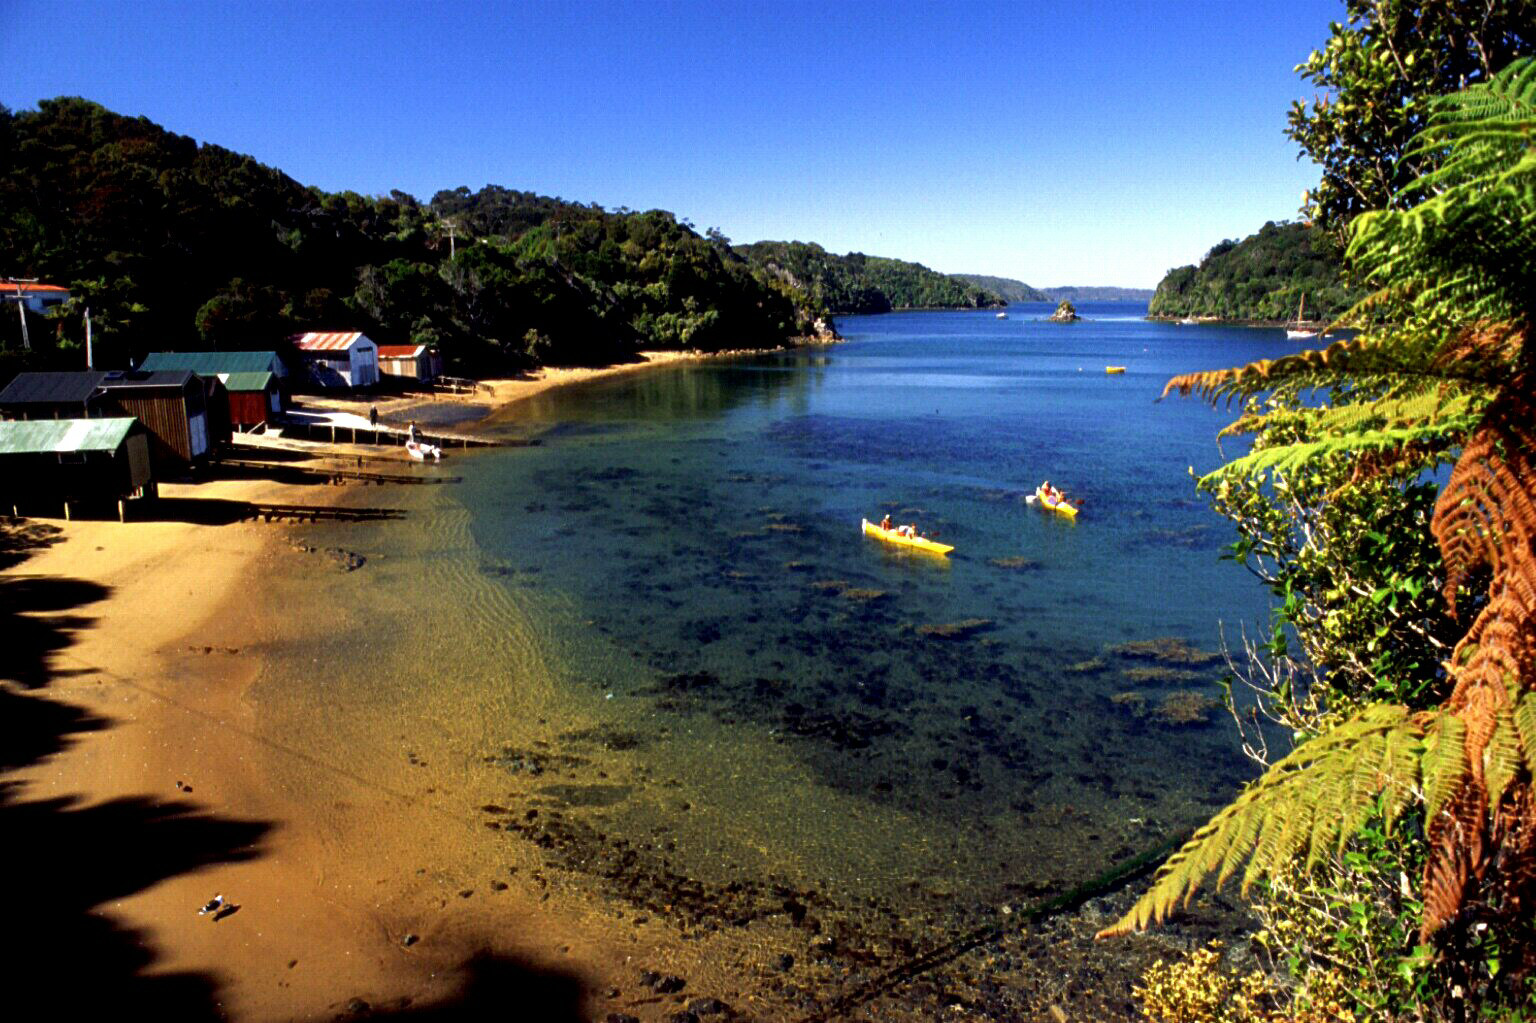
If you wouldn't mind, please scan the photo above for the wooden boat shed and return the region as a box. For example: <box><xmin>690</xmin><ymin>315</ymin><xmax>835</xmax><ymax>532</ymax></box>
<box><xmin>377</xmin><ymin>344</ymin><xmax>442</xmax><ymax>382</ymax></box>
<box><xmin>138</xmin><ymin>351</ymin><xmax>283</xmax><ymax>428</ymax></box>
<box><xmin>94</xmin><ymin>369</ymin><xmax>225</xmax><ymax>471</ymax></box>
<box><xmin>0</xmin><ymin>417</ymin><xmax>153</xmax><ymax>521</ymax></box>
<box><xmin>0</xmin><ymin>370</ymin><xmax>107</xmax><ymax>420</ymax></box>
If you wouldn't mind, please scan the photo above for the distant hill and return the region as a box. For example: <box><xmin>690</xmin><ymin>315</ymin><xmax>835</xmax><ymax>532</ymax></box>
<box><xmin>950</xmin><ymin>274</ymin><xmax>1050</xmax><ymax>303</ymax></box>
<box><xmin>1148</xmin><ymin>221</ymin><xmax>1362</xmax><ymax>322</ymax></box>
<box><xmin>1041</xmin><ymin>285</ymin><xmax>1153</xmax><ymax>303</ymax></box>
<box><xmin>952</xmin><ymin>276</ymin><xmax>1153</xmax><ymax>304</ymax></box>
<box><xmin>737</xmin><ymin>242</ymin><xmax>1005</xmax><ymax>314</ymax></box>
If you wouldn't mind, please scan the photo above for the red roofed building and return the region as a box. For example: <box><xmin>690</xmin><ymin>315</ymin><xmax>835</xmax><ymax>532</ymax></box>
<box><xmin>377</xmin><ymin>343</ymin><xmax>442</xmax><ymax>382</ymax></box>
<box><xmin>2</xmin><ymin>280</ymin><xmax>71</xmax><ymax>313</ymax></box>
<box><xmin>292</xmin><ymin>331</ymin><xmax>379</xmax><ymax>389</ymax></box>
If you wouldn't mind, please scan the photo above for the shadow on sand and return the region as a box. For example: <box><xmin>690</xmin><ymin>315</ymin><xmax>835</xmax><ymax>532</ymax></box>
<box><xmin>0</xmin><ymin>520</ymin><xmax>588</xmax><ymax>1021</ymax></box>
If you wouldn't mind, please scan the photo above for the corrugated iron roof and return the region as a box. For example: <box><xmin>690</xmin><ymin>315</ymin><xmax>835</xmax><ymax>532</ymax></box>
<box><xmin>0</xmin><ymin>417</ymin><xmax>137</xmax><ymax>454</ymax></box>
<box><xmin>97</xmin><ymin>369</ymin><xmax>195</xmax><ymax>391</ymax></box>
<box><xmin>377</xmin><ymin>345</ymin><xmax>426</xmax><ymax>359</ymax></box>
<box><xmin>220</xmin><ymin>371</ymin><xmax>275</xmax><ymax>392</ymax></box>
<box><xmin>1</xmin><ymin>281</ymin><xmax>70</xmax><ymax>295</ymax></box>
<box><xmin>141</xmin><ymin>350</ymin><xmax>281</xmax><ymax>376</ymax></box>
<box><xmin>0</xmin><ymin>371</ymin><xmax>107</xmax><ymax>406</ymax></box>
<box><xmin>294</xmin><ymin>332</ymin><xmax>373</xmax><ymax>352</ymax></box>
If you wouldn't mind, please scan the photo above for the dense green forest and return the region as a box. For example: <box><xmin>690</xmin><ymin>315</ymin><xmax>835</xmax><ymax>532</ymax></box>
<box><xmin>734</xmin><ymin>241</ymin><xmax>1004</xmax><ymax>314</ymax></box>
<box><xmin>1147</xmin><ymin>221</ymin><xmax>1361</xmax><ymax>322</ymax></box>
<box><xmin>0</xmin><ymin>99</ymin><xmax>830</xmax><ymax>376</ymax></box>
<box><xmin>948</xmin><ymin>274</ymin><xmax>1049</xmax><ymax>303</ymax></box>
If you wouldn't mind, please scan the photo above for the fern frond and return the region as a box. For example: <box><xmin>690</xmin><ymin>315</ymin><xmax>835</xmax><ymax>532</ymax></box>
<box><xmin>1198</xmin><ymin>421</ymin><xmax>1471</xmax><ymax>486</ymax></box>
<box><xmin>1515</xmin><ymin>692</ymin><xmax>1536</xmax><ymax>780</ymax></box>
<box><xmin>1423</xmin><ymin>713</ymin><xmax>1469</xmax><ymax>822</ymax></box>
<box><xmin>1097</xmin><ymin>705</ymin><xmax>1421</xmax><ymax>936</ymax></box>
<box><xmin>1485</xmin><ymin>709</ymin><xmax>1521</xmax><ymax>814</ymax></box>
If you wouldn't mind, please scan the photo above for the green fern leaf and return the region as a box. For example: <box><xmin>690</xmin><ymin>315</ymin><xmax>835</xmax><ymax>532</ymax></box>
<box><xmin>1099</xmin><ymin>705</ymin><xmax>1419</xmax><ymax>936</ymax></box>
<box><xmin>1422</xmin><ymin>714</ymin><xmax>1468</xmax><ymax>822</ymax></box>
<box><xmin>1486</xmin><ymin>708</ymin><xmax>1522</xmax><ymax>813</ymax></box>
<box><xmin>1515</xmin><ymin>692</ymin><xmax>1536</xmax><ymax>779</ymax></box>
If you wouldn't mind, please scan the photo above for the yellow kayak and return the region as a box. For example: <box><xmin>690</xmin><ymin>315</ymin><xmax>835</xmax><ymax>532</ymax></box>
<box><xmin>862</xmin><ymin>518</ymin><xmax>954</xmax><ymax>555</ymax></box>
<box><xmin>1031</xmin><ymin>487</ymin><xmax>1079</xmax><ymax>519</ymax></box>
<box><xmin>1105</xmin><ymin>365</ymin><xmax>1126</xmax><ymax>374</ymax></box>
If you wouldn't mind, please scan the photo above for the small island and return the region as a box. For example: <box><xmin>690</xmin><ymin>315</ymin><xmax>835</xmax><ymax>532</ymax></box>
<box><xmin>1047</xmin><ymin>300</ymin><xmax>1080</xmax><ymax>323</ymax></box>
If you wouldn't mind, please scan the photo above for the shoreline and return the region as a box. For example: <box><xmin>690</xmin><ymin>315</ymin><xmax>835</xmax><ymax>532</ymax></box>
<box><xmin>0</xmin><ymin>476</ymin><xmax>662</xmax><ymax>1020</ymax></box>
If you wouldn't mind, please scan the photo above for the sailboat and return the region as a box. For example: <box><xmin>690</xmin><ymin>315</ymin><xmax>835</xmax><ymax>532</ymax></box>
<box><xmin>1286</xmin><ymin>294</ymin><xmax>1318</xmax><ymax>340</ymax></box>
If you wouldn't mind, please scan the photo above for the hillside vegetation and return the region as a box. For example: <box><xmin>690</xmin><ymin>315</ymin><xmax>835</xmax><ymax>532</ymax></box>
<box><xmin>0</xmin><ymin>99</ymin><xmax>827</xmax><ymax>374</ymax></box>
<box><xmin>736</xmin><ymin>241</ymin><xmax>1003</xmax><ymax>314</ymax></box>
<box><xmin>1148</xmin><ymin>220</ymin><xmax>1361</xmax><ymax>322</ymax></box>
<box><xmin>948</xmin><ymin>274</ymin><xmax>1049</xmax><ymax>303</ymax></box>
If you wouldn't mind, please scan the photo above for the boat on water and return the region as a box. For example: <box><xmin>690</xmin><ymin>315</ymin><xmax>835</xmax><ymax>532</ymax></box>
<box><xmin>861</xmin><ymin>518</ymin><xmax>954</xmax><ymax>555</ymax></box>
<box><xmin>406</xmin><ymin>439</ymin><xmax>443</xmax><ymax>461</ymax></box>
<box><xmin>1179</xmin><ymin>316</ymin><xmax>1197</xmax><ymax>325</ymax></box>
<box><xmin>1105</xmin><ymin>365</ymin><xmax>1126</xmax><ymax>374</ymax></box>
<box><xmin>1286</xmin><ymin>293</ymin><xmax>1318</xmax><ymax>340</ymax></box>
<box><xmin>996</xmin><ymin>311</ymin><xmax>1008</xmax><ymax>319</ymax></box>
<box><xmin>1026</xmin><ymin>486</ymin><xmax>1078</xmax><ymax>519</ymax></box>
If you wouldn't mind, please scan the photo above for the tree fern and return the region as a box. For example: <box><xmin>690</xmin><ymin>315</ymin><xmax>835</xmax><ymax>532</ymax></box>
<box><xmin>1110</xmin><ymin>59</ymin><xmax>1536</xmax><ymax>945</ymax></box>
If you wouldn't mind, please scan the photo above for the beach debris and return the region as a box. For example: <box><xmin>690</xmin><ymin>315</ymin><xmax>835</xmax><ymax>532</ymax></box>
<box><xmin>401</xmin><ymin>933</ymin><xmax>419</xmax><ymax>947</ymax></box>
<box><xmin>198</xmin><ymin>894</ymin><xmax>225</xmax><ymax>916</ymax></box>
<box><xmin>174</xmin><ymin>779</ymin><xmax>193</xmax><ymax>792</ymax></box>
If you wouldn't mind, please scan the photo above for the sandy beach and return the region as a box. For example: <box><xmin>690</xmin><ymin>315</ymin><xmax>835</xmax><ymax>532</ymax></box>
<box><xmin>0</xmin><ymin>468</ymin><xmax>689</xmax><ymax>1020</ymax></box>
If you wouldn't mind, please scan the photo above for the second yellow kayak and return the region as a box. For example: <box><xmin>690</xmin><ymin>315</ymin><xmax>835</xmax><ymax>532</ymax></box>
<box><xmin>1032</xmin><ymin>487</ymin><xmax>1079</xmax><ymax>518</ymax></box>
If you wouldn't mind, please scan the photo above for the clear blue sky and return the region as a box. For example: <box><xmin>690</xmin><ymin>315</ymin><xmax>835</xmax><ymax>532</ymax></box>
<box><xmin>4</xmin><ymin>0</ymin><xmax>1349</xmax><ymax>289</ymax></box>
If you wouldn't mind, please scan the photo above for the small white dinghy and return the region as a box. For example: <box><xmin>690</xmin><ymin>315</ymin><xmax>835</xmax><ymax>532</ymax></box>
<box><xmin>406</xmin><ymin>439</ymin><xmax>442</xmax><ymax>461</ymax></box>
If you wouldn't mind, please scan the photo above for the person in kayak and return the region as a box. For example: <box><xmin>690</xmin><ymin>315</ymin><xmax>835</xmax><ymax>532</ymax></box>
<box><xmin>880</xmin><ymin>514</ymin><xmax>894</xmax><ymax>531</ymax></box>
<box><xmin>898</xmin><ymin>523</ymin><xmax>917</xmax><ymax>538</ymax></box>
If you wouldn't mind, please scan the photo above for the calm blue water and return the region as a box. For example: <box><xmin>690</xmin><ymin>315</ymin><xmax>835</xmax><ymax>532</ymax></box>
<box><xmin>457</xmin><ymin>304</ymin><xmax>1296</xmax><ymax>925</ymax></box>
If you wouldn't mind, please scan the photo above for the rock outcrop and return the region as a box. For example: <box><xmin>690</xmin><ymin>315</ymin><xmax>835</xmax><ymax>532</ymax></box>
<box><xmin>1047</xmin><ymin>300</ymin><xmax>1080</xmax><ymax>323</ymax></box>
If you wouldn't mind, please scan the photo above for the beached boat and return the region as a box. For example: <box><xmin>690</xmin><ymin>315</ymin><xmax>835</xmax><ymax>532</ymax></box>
<box><xmin>861</xmin><ymin>518</ymin><xmax>954</xmax><ymax>555</ymax></box>
<box><xmin>1026</xmin><ymin>486</ymin><xmax>1078</xmax><ymax>519</ymax></box>
<box><xmin>406</xmin><ymin>439</ymin><xmax>442</xmax><ymax>461</ymax></box>
<box><xmin>1286</xmin><ymin>293</ymin><xmax>1318</xmax><ymax>340</ymax></box>
<box><xmin>1105</xmin><ymin>365</ymin><xmax>1126</xmax><ymax>374</ymax></box>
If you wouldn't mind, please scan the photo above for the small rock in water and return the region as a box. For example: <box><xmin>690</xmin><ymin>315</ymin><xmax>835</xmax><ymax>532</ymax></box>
<box><xmin>687</xmin><ymin>997</ymin><xmax>729</xmax><ymax>1016</ymax></box>
<box><xmin>775</xmin><ymin>953</ymin><xmax>795</xmax><ymax>972</ymax></box>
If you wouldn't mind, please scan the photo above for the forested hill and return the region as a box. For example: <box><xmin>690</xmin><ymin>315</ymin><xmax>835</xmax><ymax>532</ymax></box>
<box><xmin>949</xmin><ymin>274</ymin><xmax>1049</xmax><ymax>303</ymax></box>
<box><xmin>1044</xmin><ymin>285</ymin><xmax>1153</xmax><ymax>303</ymax></box>
<box><xmin>1147</xmin><ymin>221</ymin><xmax>1362</xmax><ymax>322</ymax></box>
<box><xmin>0</xmin><ymin>98</ymin><xmax>830</xmax><ymax>374</ymax></box>
<box><xmin>735</xmin><ymin>242</ymin><xmax>1004</xmax><ymax>314</ymax></box>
